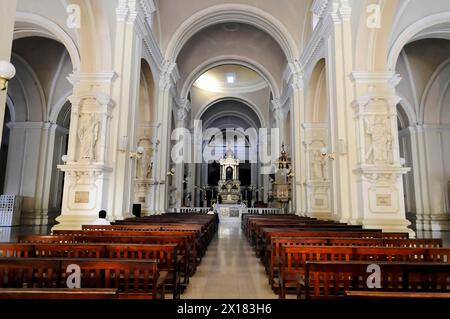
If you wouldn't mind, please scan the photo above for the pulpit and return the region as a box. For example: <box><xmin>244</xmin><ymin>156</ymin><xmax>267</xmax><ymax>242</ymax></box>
<box><xmin>271</xmin><ymin>145</ymin><xmax>292</xmax><ymax>208</ymax></box>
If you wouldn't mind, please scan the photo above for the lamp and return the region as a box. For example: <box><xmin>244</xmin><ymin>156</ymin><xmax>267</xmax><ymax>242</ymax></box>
<box><xmin>0</xmin><ymin>61</ymin><xmax>16</xmax><ymax>91</ymax></box>
<box><xmin>320</xmin><ymin>147</ymin><xmax>335</xmax><ymax>160</ymax></box>
<box><xmin>167</xmin><ymin>167</ymin><xmax>175</xmax><ymax>176</ymax></box>
<box><xmin>61</xmin><ymin>155</ymin><xmax>68</xmax><ymax>163</ymax></box>
<box><xmin>130</xmin><ymin>146</ymin><xmax>145</xmax><ymax>159</ymax></box>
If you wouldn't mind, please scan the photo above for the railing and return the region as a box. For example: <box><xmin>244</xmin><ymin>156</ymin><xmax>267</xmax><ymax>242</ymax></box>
<box><xmin>167</xmin><ymin>207</ymin><xmax>210</xmax><ymax>213</ymax></box>
<box><xmin>243</xmin><ymin>208</ymin><xmax>283</xmax><ymax>215</ymax></box>
<box><xmin>167</xmin><ymin>207</ymin><xmax>283</xmax><ymax>215</ymax></box>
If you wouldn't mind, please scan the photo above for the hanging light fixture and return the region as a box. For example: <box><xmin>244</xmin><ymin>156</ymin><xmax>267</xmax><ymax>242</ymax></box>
<box><xmin>0</xmin><ymin>61</ymin><xmax>16</xmax><ymax>91</ymax></box>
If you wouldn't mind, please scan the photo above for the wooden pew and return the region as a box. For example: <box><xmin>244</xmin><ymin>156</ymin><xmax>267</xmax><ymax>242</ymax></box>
<box><xmin>18</xmin><ymin>235</ymin><xmax>193</xmax><ymax>287</ymax></box>
<box><xmin>104</xmin><ymin>244</ymin><xmax>181</xmax><ymax>299</ymax></box>
<box><xmin>266</xmin><ymin>237</ymin><xmax>443</xmax><ymax>289</ymax></box>
<box><xmin>279</xmin><ymin>246</ymin><xmax>450</xmax><ymax>298</ymax></box>
<box><xmin>60</xmin><ymin>259</ymin><xmax>166</xmax><ymax>299</ymax></box>
<box><xmin>0</xmin><ymin>258</ymin><xmax>165</xmax><ymax>299</ymax></box>
<box><xmin>52</xmin><ymin>230</ymin><xmax>199</xmax><ymax>273</ymax></box>
<box><xmin>345</xmin><ymin>291</ymin><xmax>450</xmax><ymax>300</ymax></box>
<box><xmin>0</xmin><ymin>288</ymin><xmax>118</xmax><ymax>299</ymax></box>
<box><xmin>304</xmin><ymin>261</ymin><xmax>450</xmax><ymax>300</ymax></box>
<box><xmin>257</xmin><ymin>229</ymin><xmax>389</xmax><ymax>261</ymax></box>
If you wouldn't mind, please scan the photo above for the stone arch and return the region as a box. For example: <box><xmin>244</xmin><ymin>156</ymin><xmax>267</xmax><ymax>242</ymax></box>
<box><xmin>195</xmin><ymin>96</ymin><xmax>266</xmax><ymax>130</ymax></box>
<box><xmin>14</xmin><ymin>11</ymin><xmax>81</xmax><ymax>71</ymax></box>
<box><xmin>388</xmin><ymin>12</ymin><xmax>450</xmax><ymax>71</ymax></box>
<box><xmin>306</xmin><ymin>59</ymin><xmax>327</xmax><ymax>123</ymax></box>
<box><xmin>181</xmin><ymin>56</ymin><xmax>279</xmax><ymax>100</ymax></box>
<box><xmin>165</xmin><ymin>3</ymin><xmax>298</xmax><ymax>63</ymax></box>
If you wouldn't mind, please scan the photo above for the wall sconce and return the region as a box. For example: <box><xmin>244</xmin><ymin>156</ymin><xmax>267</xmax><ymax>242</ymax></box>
<box><xmin>0</xmin><ymin>61</ymin><xmax>16</xmax><ymax>91</ymax></box>
<box><xmin>287</xmin><ymin>169</ymin><xmax>294</xmax><ymax>179</ymax></box>
<box><xmin>320</xmin><ymin>147</ymin><xmax>336</xmax><ymax>160</ymax></box>
<box><xmin>167</xmin><ymin>168</ymin><xmax>175</xmax><ymax>176</ymax></box>
<box><xmin>129</xmin><ymin>146</ymin><xmax>145</xmax><ymax>159</ymax></box>
<box><xmin>61</xmin><ymin>155</ymin><xmax>68</xmax><ymax>163</ymax></box>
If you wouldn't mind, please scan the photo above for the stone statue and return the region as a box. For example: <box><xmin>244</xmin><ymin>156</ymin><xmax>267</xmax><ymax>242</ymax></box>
<box><xmin>365</xmin><ymin>116</ymin><xmax>392</xmax><ymax>164</ymax></box>
<box><xmin>312</xmin><ymin>150</ymin><xmax>326</xmax><ymax>180</ymax></box>
<box><xmin>77</xmin><ymin>114</ymin><xmax>100</xmax><ymax>161</ymax></box>
<box><xmin>138</xmin><ymin>147</ymin><xmax>152</xmax><ymax>179</ymax></box>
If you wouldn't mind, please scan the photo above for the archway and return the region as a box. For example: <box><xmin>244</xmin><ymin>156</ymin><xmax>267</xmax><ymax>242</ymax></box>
<box><xmin>3</xmin><ymin>36</ymin><xmax>73</xmax><ymax>225</ymax></box>
<box><xmin>302</xmin><ymin>59</ymin><xmax>332</xmax><ymax>219</ymax></box>
<box><xmin>132</xmin><ymin>59</ymin><xmax>156</xmax><ymax>216</ymax></box>
<box><xmin>394</xmin><ymin>37</ymin><xmax>450</xmax><ymax>232</ymax></box>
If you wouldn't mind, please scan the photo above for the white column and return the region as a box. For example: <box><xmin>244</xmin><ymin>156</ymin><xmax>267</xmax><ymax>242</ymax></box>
<box><xmin>288</xmin><ymin>69</ymin><xmax>307</xmax><ymax>215</ymax></box>
<box><xmin>108</xmin><ymin>1</ymin><xmax>146</xmax><ymax>221</ymax></box>
<box><xmin>153</xmin><ymin>62</ymin><xmax>179</xmax><ymax>213</ymax></box>
<box><xmin>326</xmin><ymin>1</ymin><xmax>359</xmax><ymax>224</ymax></box>
<box><xmin>0</xmin><ymin>0</ymin><xmax>16</xmax><ymax>145</ymax></box>
<box><xmin>53</xmin><ymin>73</ymin><xmax>117</xmax><ymax>231</ymax></box>
<box><xmin>351</xmin><ymin>72</ymin><xmax>413</xmax><ymax>237</ymax></box>
<box><xmin>172</xmin><ymin>104</ymin><xmax>189</xmax><ymax>208</ymax></box>
<box><xmin>413</xmin><ymin>125</ymin><xmax>450</xmax><ymax>231</ymax></box>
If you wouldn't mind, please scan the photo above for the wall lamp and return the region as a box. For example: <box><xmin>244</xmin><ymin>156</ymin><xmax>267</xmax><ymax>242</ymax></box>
<box><xmin>320</xmin><ymin>147</ymin><xmax>336</xmax><ymax>160</ymax></box>
<box><xmin>167</xmin><ymin>168</ymin><xmax>175</xmax><ymax>176</ymax></box>
<box><xmin>130</xmin><ymin>146</ymin><xmax>145</xmax><ymax>159</ymax></box>
<box><xmin>0</xmin><ymin>61</ymin><xmax>16</xmax><ymax>91</ymax></box>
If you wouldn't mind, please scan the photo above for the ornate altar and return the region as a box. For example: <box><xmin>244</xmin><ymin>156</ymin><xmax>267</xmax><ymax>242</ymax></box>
<box><xmin>272</xmin><ymin>145</ymin><xmax>292</xmax><ymax>205</ymax></box>
<box><xmin>218</xmin><ymin>147</ymin><xmax>242</xmax><ymax>204</ymax></box>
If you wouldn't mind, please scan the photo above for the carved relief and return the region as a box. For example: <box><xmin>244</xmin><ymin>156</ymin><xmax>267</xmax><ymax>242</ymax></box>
<box><xmin>311</xmin><ymin>150</ymin><xmax>327</xmax><ymax>180</ymax></box>
<box><xmin>77</xmin><ymin>114</ymin><xmax>100</xmax><ymax>161</ymax></box>
<box><xmin>364</xmin><ymin>115</ymin><xmax>393</xmax><ymax>165</ymax></box>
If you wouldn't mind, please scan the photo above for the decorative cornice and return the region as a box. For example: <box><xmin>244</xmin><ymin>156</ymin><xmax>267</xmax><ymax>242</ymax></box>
<box><xmin>7</xmin><ymin>121</ymin><xmax>45</xmax><ymax>130</ymax></box>
<box><xmin>301</xmin><ymin>123</ymin><xmax>328</xmax><ymax>130</ymax></box>
<box><xmin>58</xmin><ymin>164</ymin><xmax>113</xmax><ymax>173</ymax></box>
<box><xmin>67</xmin><ymin>72</ymin><xmax>118</xmax><ymax>86</ymax></box>
<box><xmin>351</xmin><ymin>95</ymin><xmax>402</xmax><ymax>111</ymax></box>
<box><xmin>350</xmin><ymin>72</ymin><xmax>402</xmax><ymax>88</ymax></box>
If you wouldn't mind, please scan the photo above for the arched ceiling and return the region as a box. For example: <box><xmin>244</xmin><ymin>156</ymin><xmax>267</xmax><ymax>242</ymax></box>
<box><xmin>396</xmin><ymin>38</ymin><xmax>450</xmax><ymax>125</ymax></box>
<box><xmin>200</xmin><ymin>99</ymin><xmax>262</xmax><ymax>130</ymax></box>
<box><xmin>8</xmin><ymin>36</ymin><xmax>73</xmax><ymax>123</ymax></box>
<box><xmin>193</xmin><ymin>65</ymin><xmax>267</xmax><ymax>94</ymax></box>
<box><xmin>155</xmin><ymin>0</ymin><xmax>311</xmax><ymax>56</ymax></box>
<box><xmin>177</xmin><ymin>23</ymin><xmax>286</xmax><ymax>96</ymax></box>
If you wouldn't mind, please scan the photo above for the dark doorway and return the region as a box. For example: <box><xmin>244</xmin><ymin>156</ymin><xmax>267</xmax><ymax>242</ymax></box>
<box><xmin>0</xmin><ymin>106</ymin><xmax>11</xmax><ymax>194</ymax></box>
<box><xmin>239</xmin><ymin>161</ymin><xmax>251</xmax><ymax>186</ymax></box>
<box><xmin>208</xmin><ymin>161</ymin><xmax>220</xmax><ymax>185</ymax></box>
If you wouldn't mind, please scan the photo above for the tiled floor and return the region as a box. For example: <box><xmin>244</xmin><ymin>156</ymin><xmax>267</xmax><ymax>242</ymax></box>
<box><xmin>182</xmin><ymin>220</ymin><xmax>278</xmax><ymax>299</ymax></box>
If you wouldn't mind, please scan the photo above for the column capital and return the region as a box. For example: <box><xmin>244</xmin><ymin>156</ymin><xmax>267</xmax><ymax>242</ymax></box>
<box><xmin>283</xmin><ymin>60</ymin><xmax>304</xmax><ymax>90</ymax></box>
<box><xmin>158</xmin><ymin>61</ymin><xmax>180</xmax><ymax>90</ymax></box>
<box><xmin>271</xmin><ymin>99</ymin><xmax>289</xmax><ymax>122</ymax></box>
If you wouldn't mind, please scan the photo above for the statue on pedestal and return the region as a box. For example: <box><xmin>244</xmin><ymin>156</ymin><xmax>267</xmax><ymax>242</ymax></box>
<box><xmin>78</xmin><ymin>114</ymin><xmax>100</xmax><ymax>161</ymax></box>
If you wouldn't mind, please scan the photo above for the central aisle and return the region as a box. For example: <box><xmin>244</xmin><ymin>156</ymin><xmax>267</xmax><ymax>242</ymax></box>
<box><xmin>182</xmin><ymin>220</ymin><xmax>278</xmax><ymax>299</ymax></box>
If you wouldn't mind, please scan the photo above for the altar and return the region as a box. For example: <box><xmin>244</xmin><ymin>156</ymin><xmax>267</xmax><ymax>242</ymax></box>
<box><xmin>214</xmin><ymin>204</ymin><xmax>246</xmax><ymax>223</ymax></box>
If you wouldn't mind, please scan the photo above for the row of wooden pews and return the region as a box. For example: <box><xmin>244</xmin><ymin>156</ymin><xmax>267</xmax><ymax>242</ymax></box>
<box><xmin>0</xmin><ymin>213</ymin><xmax>218</xmax><ymax>300</ymax></box>
<box><xmin>243</xmin><ymin>214</ymin><xmax>450</xmax><ymax>300</ymax></box>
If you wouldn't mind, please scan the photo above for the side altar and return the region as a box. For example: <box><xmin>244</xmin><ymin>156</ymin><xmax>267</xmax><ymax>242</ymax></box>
<box><xmin>217</xmin><ymin>147</ymin><xmax>242</xmax><ymax>204</ymax></box>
